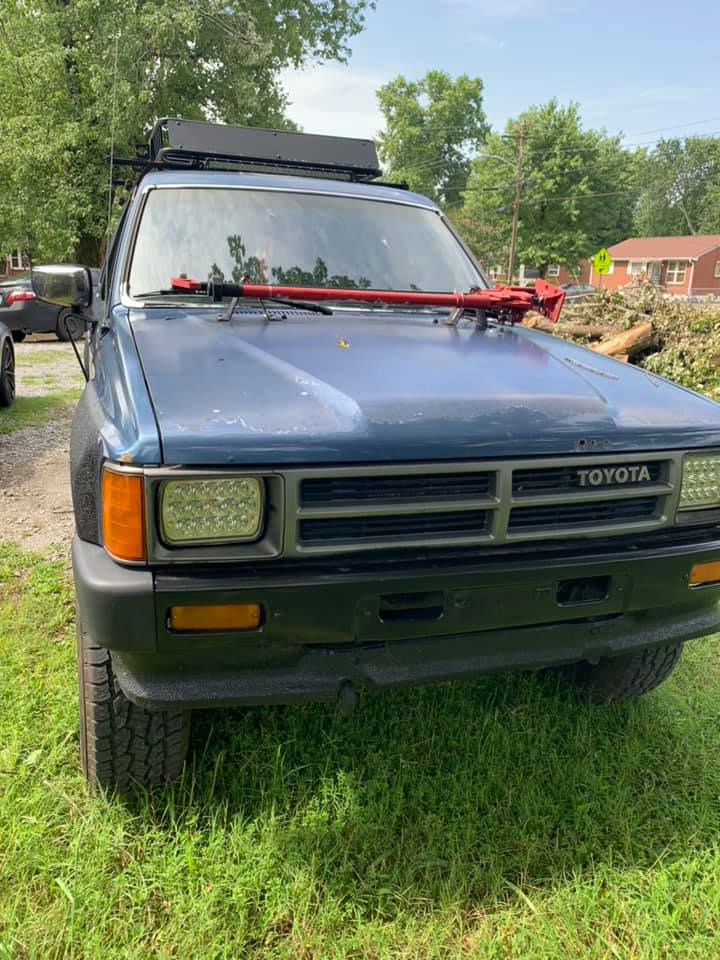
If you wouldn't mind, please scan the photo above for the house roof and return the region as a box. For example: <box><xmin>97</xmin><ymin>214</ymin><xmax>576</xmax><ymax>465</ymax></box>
<box><xmin>607</xmin><ymin>235</ymin><xmax>720</xmax><ymax>261</ymax></box>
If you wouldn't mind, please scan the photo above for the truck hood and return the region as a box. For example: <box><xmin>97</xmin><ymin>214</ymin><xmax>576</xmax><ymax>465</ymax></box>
<box><xmin>129</xmin><ymin>308</ymin><xmax>720</xmax><ymax>464</ymax></box>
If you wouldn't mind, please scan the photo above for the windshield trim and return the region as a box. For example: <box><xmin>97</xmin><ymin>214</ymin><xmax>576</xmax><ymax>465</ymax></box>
<box><xmin>121</xmin><ymin>184</ymin><xmax>484</xmax><ymax>309</ymax></box>
<box><xmin>145</xmin><ymin>181</ymin><xmax>437</xmax><ymax>211</ymax></box>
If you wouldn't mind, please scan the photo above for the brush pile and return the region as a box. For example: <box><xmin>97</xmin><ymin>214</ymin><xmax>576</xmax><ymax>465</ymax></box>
<box><xmin>524</xmin><ymin>278</ymin><xmax>720</xmax><ymax>399</ymax></box>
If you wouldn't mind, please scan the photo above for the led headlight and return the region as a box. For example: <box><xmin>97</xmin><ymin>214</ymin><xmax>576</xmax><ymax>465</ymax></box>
<box><xmin>160</xmin><ymin>477</ymin><xmax>264</xmax><ymax>544</ymax></box>
<box><xmin>679</xmin><ymin>453</ymin><xmax>720</xmax><ymax>510</ymax></box>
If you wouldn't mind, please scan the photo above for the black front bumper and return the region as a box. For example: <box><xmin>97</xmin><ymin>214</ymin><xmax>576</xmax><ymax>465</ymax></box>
<box><xmin>72</xmin><ymin>535</ymin><xmax>720</xmax><ymax>710</ymax></box>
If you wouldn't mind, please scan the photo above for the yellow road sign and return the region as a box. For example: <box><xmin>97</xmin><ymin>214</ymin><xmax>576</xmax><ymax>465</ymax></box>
<box><xmin>593</xmin><ymin>248</ymin><xmax>612</xmax><ymax>275</ymax></box>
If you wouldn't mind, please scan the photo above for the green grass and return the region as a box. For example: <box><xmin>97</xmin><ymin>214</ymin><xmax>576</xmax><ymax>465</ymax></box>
<box><xmin>15</xmin><ymin>350</ymin><xmax>74</xmax><ymax>367</ymax></box>
<box><xmin>2</xmin><ymin>543</ymin><xmax>720</xmax><ymax>958</ymax></box>
<box><xmin>19</xmin><ymin>375</ymin><xmax>65</xmax><ymax>388</ymax></box>
<box><xmin>0</xmin><ymin>391</ymin><xmax>81</xmax><ymax>434</ymax></box>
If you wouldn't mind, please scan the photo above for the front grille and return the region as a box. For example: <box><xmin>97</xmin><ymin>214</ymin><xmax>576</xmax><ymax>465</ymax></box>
<box><xmin>299</xmin><ymin>510</ymin><xmax>489</xmax><ymax>545</ymax></box>
<box><xmin>301</xmin><ymin>471</ymin><xmax>493</xmax><ymax>505</ymax></box>
<box><xmin>285</xmin><ymin>454</ymin><xmax>680</xmax><ymax>554</ymax></box>
<box><xmin>155</xmin><ymin>522</ymin><xmax>720</xmax><ymax>583</ymax></box>
<box><xmin>508</xmin><ymin>497</ymin><xmax>658</xmax><ymax>533</ymax></box>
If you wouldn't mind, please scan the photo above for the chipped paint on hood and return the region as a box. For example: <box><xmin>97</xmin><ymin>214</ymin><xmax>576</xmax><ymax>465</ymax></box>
<box><xmin>129</xmin><ymin>307</ymin><xmax>720</xmax><ymax>465</ymax></box>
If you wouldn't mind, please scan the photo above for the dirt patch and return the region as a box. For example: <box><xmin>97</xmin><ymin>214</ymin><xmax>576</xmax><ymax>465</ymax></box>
<box><xmin>0</xmin><ymin>417</ymin><xmax>75</xmax><ymax>560</ymax></box>
<box><xmin>0</xmin><ymin>340</ymin><xmax>82</xmax><ymax>559</ymax></box>
<box><xmin>15</xmin><ymin>338</ymin><xmax>84</xmax><ymax>397</ymax></box>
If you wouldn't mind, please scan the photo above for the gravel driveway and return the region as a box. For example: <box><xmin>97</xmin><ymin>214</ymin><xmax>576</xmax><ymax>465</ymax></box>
<box><xmin>0</xmin><ymin>338</ymin><xmax>84</xmax><ymax>558</ymax></box>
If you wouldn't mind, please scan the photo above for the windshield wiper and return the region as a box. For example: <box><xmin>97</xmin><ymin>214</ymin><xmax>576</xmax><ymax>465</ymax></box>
<box><xmin>134</xmin><ymin>286</ymin><xmax>332</xmax><ymax>316</ymax></box>
<box><xmin>133</xmin><ymin>288</ymin><xmax>212</xmax><ymax>300</ymax></box>
<box><xmin>240</xmin><ymin>297</ymin><xmax>332</xmax><ymax>316</ymax></box>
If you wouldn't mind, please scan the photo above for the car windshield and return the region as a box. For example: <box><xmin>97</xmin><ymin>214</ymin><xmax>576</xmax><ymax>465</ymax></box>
<box><xmin>128</xmin><ymin>187</ymin><xmax>482</xmax><ymax>300</ymax></box>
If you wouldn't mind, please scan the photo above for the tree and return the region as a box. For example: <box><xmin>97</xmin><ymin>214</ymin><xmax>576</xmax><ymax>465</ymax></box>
<box><xmin>634</xmin><ymin>136</ymin><xmax>720</xmax><ymax>236</ymax></box>
<box><xmin>461</xmin><ymin>100</ymin><xmax>638</xmax><ymax>278</ymax></box>
<box><xmin>0</xmin><ymin>0</ymin><xmax>373</xmax><ymax>263</ymax></box>
<box><xmin>376</xmin><ymin>71</ymin><xmax>488</xmax><ymax>207</ymax></box>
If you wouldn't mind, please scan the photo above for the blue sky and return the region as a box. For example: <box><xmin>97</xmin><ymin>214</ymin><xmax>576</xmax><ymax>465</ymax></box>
<box><xmin>281</xmin><ymin>0</ymin><xmax>720</xmax><ymax>147</ymax></box>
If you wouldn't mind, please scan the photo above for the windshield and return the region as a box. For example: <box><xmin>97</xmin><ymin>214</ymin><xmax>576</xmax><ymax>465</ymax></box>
<box><xmin>128</xmin><ymin>187</ymin><xmax>482</xmax><ymax>299</ymax></box>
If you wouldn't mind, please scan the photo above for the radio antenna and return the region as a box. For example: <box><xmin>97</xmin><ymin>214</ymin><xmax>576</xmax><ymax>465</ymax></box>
<box><xmin>106</xmin><ymin>32</ymin><xmax>120</xmax><ymax>233</ymax></box>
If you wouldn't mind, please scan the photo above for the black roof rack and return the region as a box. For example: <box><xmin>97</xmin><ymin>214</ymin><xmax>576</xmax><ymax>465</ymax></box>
<box><xmin>145</xmin><ymin>117</ymin><xmax>384</xmax><ymax>183</ymax></box>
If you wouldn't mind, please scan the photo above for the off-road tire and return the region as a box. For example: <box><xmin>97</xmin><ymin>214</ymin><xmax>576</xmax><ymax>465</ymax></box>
<box><xmin>76</xmin><ymin>616</ymin><xmax>190</xmax><ymax>792</ymax></box>
<box><xmin>0</xmin><ymin>338</ymin><xmax>15</xmax><ymax>407</ymax></box>
<box><xmin>56</xmin><ymin>309</ymin><xmax>84</xmax><ymax>342</ymax></box>
<box><xmin>11</xmin><ymin>330</ymin><xmax>25</xmax><ymax>343</ymax></box>
<box><xmin>566</xmin><ymin>642</ymin><xmax>682</xmax><ymax>703</ymax></box>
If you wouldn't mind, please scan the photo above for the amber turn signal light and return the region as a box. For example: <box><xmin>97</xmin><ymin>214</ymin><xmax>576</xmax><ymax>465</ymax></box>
<box><xmin>688</xmin><ymin>561</ymin><xmax>720</xmax><ymax>587</ymax></box>
<box><xmin>102</xmin><ymin>468</ymin><xmax>146</xmax><ymax>562</ymax></box>
<box><xmin>169</xmin><ymin>603</ymin><xmax>262</xmax><ymax>632</ymax></box>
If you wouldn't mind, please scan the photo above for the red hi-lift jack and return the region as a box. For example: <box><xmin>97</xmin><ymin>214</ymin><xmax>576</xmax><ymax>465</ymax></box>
<box><xmin>169</xmin><ymin>276</ymin><xmax>565</xmax><ymax>324</ymax></box>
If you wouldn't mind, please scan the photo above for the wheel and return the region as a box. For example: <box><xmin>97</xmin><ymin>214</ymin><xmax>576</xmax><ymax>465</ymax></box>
<box><xmin>56</xmin><ymin>309</ymin><xmax>85</xmax><ymax>342</ymax></box>
<box><xmin>76</xmin><ymin>614</ymin><xmax>190</xmax><ymax>792</ymax></box>
<box><xmin>0</xmin><ymin>338</ymin><xmax>15</xmax><ymax>407</ymax></box>
<box><xmin>11</xmin><ymin>330</ymin><xmax>25</xmax><ymax>343</ymax></box>
<box><xmin>563</xmin><ymin>643</ymin><xmax>682</xmax><ymax>703</ymax></box>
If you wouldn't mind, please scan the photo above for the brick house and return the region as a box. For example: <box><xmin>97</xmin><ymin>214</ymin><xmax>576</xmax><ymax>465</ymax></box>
<box><xmin>591</xmin><ymin>235</ymin><xmax>720</xmax><ymax>297</ymax></box>
<box><xmin>0</xmin><ymin>250</ymin><xmax>28</xmax><ymax>280</ymax></box>
<box><xmin>484</xmin><ymin>262</ymin><xmax>590</xmax><ymax>285</ymax></box>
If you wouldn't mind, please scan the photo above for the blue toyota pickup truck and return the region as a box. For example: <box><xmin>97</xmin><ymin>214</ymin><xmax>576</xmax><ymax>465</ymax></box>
<box><xmin>32</xmin><ymin>119</ymin><xmax>720</xmax><ymax>792</ymax></box>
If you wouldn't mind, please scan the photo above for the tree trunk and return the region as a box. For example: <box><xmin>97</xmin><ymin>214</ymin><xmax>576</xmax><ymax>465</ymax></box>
<box><xmin>590</xmin><ymin>322</ymin><xmax>655</xmax><ymax>357</ymax></box>
<box><xmin>76</xmin><ymin>233</ymin><xmax>102</xmax><ymax>267</ymax></box>
<box><xmin>524</xmin><ymin>316</ymin><xmax>615</xmax><ymax>339</ymax></box>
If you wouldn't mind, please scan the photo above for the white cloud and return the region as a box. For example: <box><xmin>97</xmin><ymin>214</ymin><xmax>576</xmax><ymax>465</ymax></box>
<box><xmin>280</xmin><ymin>64</ymin><xmax>394</xmax><ymax>139</ymax></box>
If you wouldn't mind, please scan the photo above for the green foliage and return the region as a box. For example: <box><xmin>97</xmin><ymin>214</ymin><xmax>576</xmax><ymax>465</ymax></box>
<box><xmin>0</xmin><ymin>0</ymin><xmax>373</xmax><ymax>263</ymax></box>
<box><xmin>376</xmin><ymin>70</ymin><xmax>489</xmax><ymax>206</ymax></box>
<box><xmin>0</xmin><ymin>390</ymin><xmax>80</xmax><ymax>434</ymax></box>
<box><xmin>273</xmin><ymin>257</ymin><xmax>370</xmax><ymax>288</ymax></box>
<box><xmin>461</xmin><ymin>100</ymin><xmax>638</xmax><ymax>277</ymax></box>
<box><xmin>634</xmin><ymin>136</ymin><xmax>720</xmax><ymax>237</ymax></box>
<box><xmin>225</xmin><ymin>235</ymin><xmax>270</xmax><ymax>284</ymax></box>
<box><xmin>557</xmin><ymin>279</ymin><xmax>720</xmax><ymax>401</ymax></box>
<box><xmin>219</xmin><ymin>237</ymin><xmax>371</xmax><ymax>288</ymax></box>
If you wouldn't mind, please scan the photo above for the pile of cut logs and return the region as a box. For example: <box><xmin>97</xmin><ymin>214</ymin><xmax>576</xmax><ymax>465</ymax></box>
<box><xmin>524</xmin><ymin>314</ymin><xmax>654</xmax><ymax>363</ymax></box>
<box><xmin>523</xmin><ymin>278</ymin><xmax>714</xmax><ymax>365</ymax></box>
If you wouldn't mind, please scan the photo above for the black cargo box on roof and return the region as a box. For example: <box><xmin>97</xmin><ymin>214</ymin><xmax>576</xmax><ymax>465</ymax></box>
<box><xmin>147</xmin><ymin>117</ymin><xmax>383</xmax><ymax>182</ymax></box>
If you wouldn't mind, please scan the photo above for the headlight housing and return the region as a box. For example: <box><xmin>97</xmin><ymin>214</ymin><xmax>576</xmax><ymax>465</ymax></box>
<box><xmin>679</xmin><ymin>453</ymin><xmax>720</xmax><ymax>511</ymax></box>
<box><xmin>160</xmin><ymin>477</ymin><xmax>264</xmax><ymax>544</ymax></box>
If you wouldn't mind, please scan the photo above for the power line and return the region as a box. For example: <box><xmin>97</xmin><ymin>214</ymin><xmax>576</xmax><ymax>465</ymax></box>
<box><xmin>523</xmin><ymin>129</ymin><xmax>720</xmax><ymax>157</ymax></box>
<box><xmin>377</xmin><ymin>114</ymin><xmax>720</xmax><ymax>144</ymax></box>
<box><xmin>620</xmin><ymin>116</ymin><xmax>720</xmax><ymax>138</ymax></box>
<box><xmin>383</xmin><ymin>126</ymin><xmax>720</xmax><ymax>194</ymax></box>
<box><xmin>520</xmin><ymin>189</ymin><xmax>641</xmax><ymax>205</ymax></box>
<box><xmin>445</xmin><ymin>187</ymin><xmax>642</xmax><ymax>215</ymax></box>
<box><xmin>383</xmin><ymin>128</ymin><xmax>720</xmax><ymax>178</ymax></box>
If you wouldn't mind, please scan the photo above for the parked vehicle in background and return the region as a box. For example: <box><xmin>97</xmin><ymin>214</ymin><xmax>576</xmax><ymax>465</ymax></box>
<box><xmin>0</xmin><ymin>321</ymin><xmax>15</xmax><ymax>407</ymax></box>
<box><xmin>560</xmin><ymin>283</ymin><xmax>599</xmax><ymax>299</ymax></box>
<box><xmin>31</xmin><ymin>119</ymin><xmax>720</xmax><ymax>793</ymax></box>
<box><xmin>0</xmin><ymin>269</ymin><xmax>99</xmax><ymax>341</ymax></box>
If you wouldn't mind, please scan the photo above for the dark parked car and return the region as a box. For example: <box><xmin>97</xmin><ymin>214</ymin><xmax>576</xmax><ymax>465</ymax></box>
<box><xmin>0</xmin><ymin>320</ymin><xmax>15</xmax><ymax>407</ymax></box>
<box><xmin>31</xmin><ymin>119</ymin><xmax>720</xmax><ymax>793</ymax></box>
<box><xmin>0</xmin><ymin>270</ymin><xmax>98</xmax><ymax>341</ymax></box>
<box><xmin>560</xmin><ymin>282</ymin><xmax>599</xmax><ymax>299</ymax></box>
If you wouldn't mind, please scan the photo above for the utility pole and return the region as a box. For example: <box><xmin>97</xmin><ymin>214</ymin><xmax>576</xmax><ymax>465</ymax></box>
<box><xmin>507</xmin><ymin>124</ymin><xmax>526</xmax><ymax>284</ymax></box>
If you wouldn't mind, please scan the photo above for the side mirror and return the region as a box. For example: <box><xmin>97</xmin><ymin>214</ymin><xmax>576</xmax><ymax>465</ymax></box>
<box><xmin>31</xmin><ymin>264</ymin><xmax>93</xmax><ymax>310</ymax></box>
